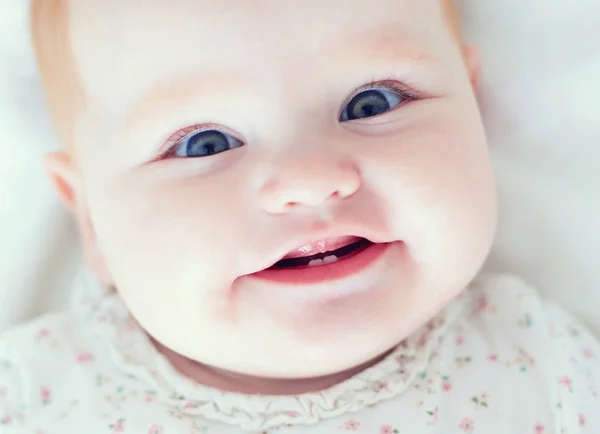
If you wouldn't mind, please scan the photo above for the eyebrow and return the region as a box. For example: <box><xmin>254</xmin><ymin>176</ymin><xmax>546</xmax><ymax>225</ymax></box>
<box><xmin>126</xmin><ymin>24</ymin><xmax>441</xmax><ymax>131</ymax></box>
<box><xmin>126</xmin><ymin>72</ymin><xmax>252</xmax><ymax>131</ymax></box>
<box><xmin>339</xmin><ymin>24</ymin><xmax>437</xmax><ymax>64</ymax></box>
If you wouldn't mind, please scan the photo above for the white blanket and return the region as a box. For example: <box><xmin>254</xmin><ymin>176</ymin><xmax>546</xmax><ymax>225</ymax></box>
<box><xmin>1</xmin><ymin>0</ymin><xmax>599</xmax><ymax>332</ymax></box>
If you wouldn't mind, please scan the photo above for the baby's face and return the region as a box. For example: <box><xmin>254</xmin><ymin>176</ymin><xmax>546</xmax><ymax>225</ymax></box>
<box><xmin>67</xmin><ymin>0</ymin><xmax>496</xmax><ymax>378</ymax></box>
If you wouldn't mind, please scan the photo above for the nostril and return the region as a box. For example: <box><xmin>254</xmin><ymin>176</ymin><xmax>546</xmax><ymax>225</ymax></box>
<box><xmin>273</xmin><ymin>201</ymin><xmax>298</xmax><ymax>215</ymax></box>
<box><xmin>285</xmin><ymin>202</ymin><xmax>298</xmax><ymax>211</ymax></box>
<box><xmin>259</xmin><ymin>161</ymin><xmax>360</xmax><ymax>214</ymax></box>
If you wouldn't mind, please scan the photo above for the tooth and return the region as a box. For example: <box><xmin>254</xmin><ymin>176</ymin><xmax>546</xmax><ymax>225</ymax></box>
<box><xmin>308</xmin><ymin>259</ymin><xmax>324</xmax><ymax>267</ymax></box>
<box><xmin>323</xmin><ymin>255</ymin><xmax>338</xmax><ymax>264</ymax></box>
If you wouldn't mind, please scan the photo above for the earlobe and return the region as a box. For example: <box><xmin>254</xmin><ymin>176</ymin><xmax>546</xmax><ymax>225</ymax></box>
<box><xmin>44</xmin><ymin>152</ymin><xmax>80</xmax><ymax>213</ymax></box>
<box><xmin>464</xmin><ymin>46</ymin><xmax>481</xmax><ymax>93</ymax></box>
<box><xmin>44</xmin><ymin>152</ymin><xmax>114</xmax><ymax>286</ymax></box>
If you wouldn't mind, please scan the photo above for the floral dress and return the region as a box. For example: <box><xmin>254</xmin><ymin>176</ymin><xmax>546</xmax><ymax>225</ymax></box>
<box><xmin>0</xmin><ymin>271</ymin><xmax>598</xmax><ymax>434</ymax></box>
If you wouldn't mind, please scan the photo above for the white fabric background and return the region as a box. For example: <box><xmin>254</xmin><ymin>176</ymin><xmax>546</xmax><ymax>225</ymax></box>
<box><xmin>0</xmin><ymin>0</ymin><xmax>599</xmax><ymax>332</ymax></box>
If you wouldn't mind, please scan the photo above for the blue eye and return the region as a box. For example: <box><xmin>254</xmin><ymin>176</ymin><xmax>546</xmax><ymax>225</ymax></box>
<box><xmin>340</xmin><ymin>88</ymin><xmax>407</xmax><ymax>122</ymax></box>
<box><xmin>174</xmin><ymin>130</ymin><xmax>243</xmax><ymax>158</ymax></box>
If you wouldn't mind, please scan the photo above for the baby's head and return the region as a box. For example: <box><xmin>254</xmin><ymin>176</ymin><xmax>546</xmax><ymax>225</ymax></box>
<box><xmin>32</xmin><ymin>0</ymin><xmax>497</xmax><ymax>380</ymax></box>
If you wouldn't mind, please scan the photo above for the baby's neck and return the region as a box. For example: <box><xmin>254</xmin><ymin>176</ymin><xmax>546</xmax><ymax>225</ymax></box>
<box><xmin>152</xmin><ymin>338</ymin><xmax>391</xmax><ymax>395</ymax></box>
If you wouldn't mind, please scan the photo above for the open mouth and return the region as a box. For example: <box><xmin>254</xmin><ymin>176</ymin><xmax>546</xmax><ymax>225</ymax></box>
<box><xmin>250</xmin><ymin>237</ymin><xmax>392</xmax><ymax>285</ymax></box>
<box><xmin>270</xmin><ymin>238</ymin><xmax>374</xmax><ymax>269</ymax></box>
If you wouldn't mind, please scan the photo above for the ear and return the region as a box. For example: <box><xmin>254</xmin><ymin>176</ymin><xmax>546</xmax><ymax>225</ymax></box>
<box><xmin>464</xmin><ymin>46</ymin><xmax>481</xmax><ymax>93</ymax></box>
<box><xmin>45</xmin><ymin>152</ymin><xmax>114</xmax><ymax>286</ymax></box>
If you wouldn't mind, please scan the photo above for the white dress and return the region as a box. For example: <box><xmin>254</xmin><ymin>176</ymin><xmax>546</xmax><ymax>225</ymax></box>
<box><xmin>0</xmin><ymin>271</ymin><xmax>598</xmax><ymax>434</ymax></box>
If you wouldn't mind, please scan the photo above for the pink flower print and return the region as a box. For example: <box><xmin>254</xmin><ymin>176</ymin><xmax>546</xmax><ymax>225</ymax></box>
<box><xmin>36</xmin><ymin>328</ymin><xmax>50</xmax><ymax>339</ymax></box>
<box><xmin>380</xmin><ymin>425</ymin><xmax>394</xmax><ymax>434</ymax></box>
<box><xmin>533</xmin><ymin>422</ymin><xmax>545</xmax><ymax>433</ymax></box>
<box><xmin>110</xmin><ymin>418</ymin><xmax>125</xmax><ymax>433</ymax></box>
<box><xmin>344</xmin><ymin>419</ymin><xmax>360</xmax><ymax>431</ymax></box>
<box><xmin>0</xmin><ymin>387</ymin><xmax>5</xmax><ymax>397</ymax></box>
<box><xmin>374</xmin><ymin>381</ymin><xmax>388</xmax><ymax>391</ymax></box>
<box><xmin>579</xmin><ymin>413</ymin><xmax>586</xmax><ymax>427</ymax></box>
<box><xmin>582</xmin><ymin>347</ymin><xmax>595</xmax><ymax>359</ymax></box>
<box><xmin>40</xmin><ymin>387</ymin><xmax>52</xmax><ymax>405</ymax></box>
<box><xmin>144</xmin><ymin>391</ymin><xmax>157</xmax><ymax>403</ymax></box>
<box><xmin>456</xmin><ymin>336</ymin><xmax>464</xmax><ymax>345</ymax></box>
<box><xmin>487</xmin><ymin>353</ymin><xmax>498</xmax><ymax>362</ymax></box>
<box><xmin>442</xmin><ymin>380</ymin><xmax>452</xmax><ymax>392</ymax></box>
<box><xmin>559</xmin><ymin>375</ymin><xmax>572</xmax><ymax>389</ymax></box>
<box><xmin>148</xmin><ymin>425</ymin><xmax>164</xmax><ymax>434</ymax></box>
<box><xmin>395</xmin><ymin>354</ymin><xmax>408</xmax><ymax>364</ymax></box>
<box><xmin>286</xmin><ymin>411</ymin><xmax>300</xmax><ymax>417</ymax></box>
<box><xmin>429</xmin><ymin>408</ymin><xmax>439</xmax><ymax>425</ymax></box>
<box><xmin>417</xmin><ymin>331</ymin><xmax>429</xmax><ymax>347</ymax></box>
<box><xmin>476</xmin><ymin>297</ymin><xmax>488</xmax><ymax>314</ymax></box>
<box><xmin>77</xmin><ymin>352</ymin><xmax>95</xmax><ymax>364</ymax></box>
<box><xmin>0</xmin><ymin>415</ymin><xmax>12</xmax><ymax>425</ymax></box>
<box><xmin>458</xmin><ymin>418</ymin><xmax>475</xmax><ymax>432</ymax></box>
<box><xmin>183</xmin><ymin>401</ymin><xmax>199</xmax><ymax>410</ymax></box>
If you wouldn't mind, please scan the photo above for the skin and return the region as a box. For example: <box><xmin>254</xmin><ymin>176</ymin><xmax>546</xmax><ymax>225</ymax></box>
<box><xmin>41</xmin><ymin>0</ymin><xmax>497</xmax><ymax>394</ymax></box>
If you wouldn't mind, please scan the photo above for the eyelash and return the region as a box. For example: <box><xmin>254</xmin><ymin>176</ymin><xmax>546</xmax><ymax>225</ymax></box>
<box><xmin>160</xmin><ymin>77</ymin><xmax>420</xmax><ymax>159</ymax></box>
<box><xmin>345</xmin><ymin>77</ymin><xmax>420</xmax><ymax>109</ymax></box>
<box><xmin>161</xmin><ymin>123</ymin><xmax>226</xmax><ymax>159</ymax></box>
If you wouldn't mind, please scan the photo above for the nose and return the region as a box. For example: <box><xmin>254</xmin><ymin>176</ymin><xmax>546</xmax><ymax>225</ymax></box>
<box><xmin>259</xmin><ymin>153</ymin><xmax>361</xmax><ymax>214</ymax></box>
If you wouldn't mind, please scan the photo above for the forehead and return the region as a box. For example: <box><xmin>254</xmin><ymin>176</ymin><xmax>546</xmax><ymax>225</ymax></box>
<box><xmin>69</xmin><ymin>0</ymin><xmax>453</xmax><ymax>118</ymax></box>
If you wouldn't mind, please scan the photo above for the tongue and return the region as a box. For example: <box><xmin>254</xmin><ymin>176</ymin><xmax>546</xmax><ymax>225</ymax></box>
<box><xmin>283</xmin><ymin>236</ymin><xmax>363</xmax><ymax>259</ymax></box>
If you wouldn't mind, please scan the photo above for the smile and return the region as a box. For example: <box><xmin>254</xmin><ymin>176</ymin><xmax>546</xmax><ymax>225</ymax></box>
<box><xmin>251</xmin><ymin>238</ymin><xmax>392</xmax><ymax>285</ymax></box>
<box><xmin>271</xmin><ymin>238</ymin><xmax>374</xmax><ymax>269</ymax></box>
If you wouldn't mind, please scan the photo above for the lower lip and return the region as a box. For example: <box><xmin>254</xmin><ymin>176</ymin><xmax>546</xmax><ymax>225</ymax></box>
<box><xmin>250</xmin><ymin>242</ymin><xmax>391</xmax><ymax>284</ymax></box>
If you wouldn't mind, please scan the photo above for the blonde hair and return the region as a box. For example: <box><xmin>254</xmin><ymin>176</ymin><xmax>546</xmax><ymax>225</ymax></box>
<box><xmin>30</xmin><ymin>0</ymin><xmax>83</xmax><ymax>153</ymax></box>
<box><xmin>30</xmin><ymin>0</ymin><xmax>460</xmax><ymax>152</ymax></box>
<box><xmin>443</xmin><ymin>0</ymin><xmax>463</xmax><ymax>42</ymax></box>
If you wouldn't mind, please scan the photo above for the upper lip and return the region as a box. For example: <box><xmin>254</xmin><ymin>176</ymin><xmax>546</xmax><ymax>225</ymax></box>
<box><xmin>248</xmin><ymin>226</ymin><xmax>390</xmax><ymax>274</ymax></box>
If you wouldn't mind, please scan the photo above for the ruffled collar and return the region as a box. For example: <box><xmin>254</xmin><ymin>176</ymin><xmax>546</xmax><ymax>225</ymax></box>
<box><xmin>71</xmin><ymin>270</ymin><xmax>472</xmax><ymax>431</ymax></box>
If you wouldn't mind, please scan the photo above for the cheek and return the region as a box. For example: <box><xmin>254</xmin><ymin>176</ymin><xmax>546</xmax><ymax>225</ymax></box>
<box><xmin>361</xmin><ymin>104</ymin><xmax>497</xmax><ymax>265</ymax></box>
<box><xmin>87</xmin><ymin>169</ymin><xmax>252</xmax><ymax>299</ymax></box>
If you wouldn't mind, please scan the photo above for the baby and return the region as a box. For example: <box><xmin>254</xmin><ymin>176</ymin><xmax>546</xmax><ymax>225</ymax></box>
<box><xmin>1</xmin><ymin>0</ymin><xmax>598</xmax><ymax>432</ymax></box>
